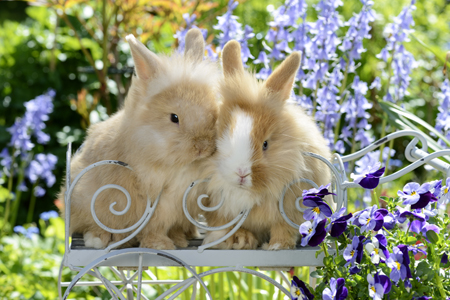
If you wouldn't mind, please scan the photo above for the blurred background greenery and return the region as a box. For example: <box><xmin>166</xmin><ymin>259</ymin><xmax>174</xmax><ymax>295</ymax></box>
<box><xmin>1</xmin><ymin>0</ymin><xmax>450</xmax><ymax>224</ymax></box>
<box><xmin>1</xmin><ymin>0</ymin><xmax>450</xmax><ymax>298</ymax></box>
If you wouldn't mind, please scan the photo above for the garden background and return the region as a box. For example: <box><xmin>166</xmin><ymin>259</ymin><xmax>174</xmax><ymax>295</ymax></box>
<box><xmin>1</xmin><ymin>0</ymin><xmax>450</xmax><ymax>299</ymax></box>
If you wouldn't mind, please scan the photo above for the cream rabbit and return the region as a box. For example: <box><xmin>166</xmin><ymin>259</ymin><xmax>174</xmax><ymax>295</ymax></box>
<box><xmin>60</xmin><ymin>29</ymin><xmax>220</xmax><ymax>250</ymax></box>
<box><xmin>201</xmin><ymin>40</ymin><xmax>332</xmax><ymax>250</ymax></box>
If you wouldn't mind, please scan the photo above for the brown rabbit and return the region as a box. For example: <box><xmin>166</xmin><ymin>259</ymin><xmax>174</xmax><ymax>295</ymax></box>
<box><xmin>60</xmin><ymin>29</ymin><xmax>220</xmax><ymax>249</ymax></box>
<box><xmin>201</xmin><ymin>40</ymin><xmax>332</xmax><ymax>250</ymax></box>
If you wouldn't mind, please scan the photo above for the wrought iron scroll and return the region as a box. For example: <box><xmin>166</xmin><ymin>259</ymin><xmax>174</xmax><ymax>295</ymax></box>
<box><xmin>182</xmin><ymin>179</ymin><xmax>251</xmax><ymax>253</ymax></box>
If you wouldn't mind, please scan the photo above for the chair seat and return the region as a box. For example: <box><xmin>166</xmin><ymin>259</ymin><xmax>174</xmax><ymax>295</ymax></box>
<box><xmin>67</xmin><ymin>233</ymin><xmax>331</xmax><ymax>268</ymax></box>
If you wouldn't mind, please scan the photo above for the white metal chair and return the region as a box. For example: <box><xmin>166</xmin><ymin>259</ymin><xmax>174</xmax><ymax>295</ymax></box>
<box><xmin>58</xmin><ymin>130</ymin><xmax>450</xmax><ymax>299</ymax></box>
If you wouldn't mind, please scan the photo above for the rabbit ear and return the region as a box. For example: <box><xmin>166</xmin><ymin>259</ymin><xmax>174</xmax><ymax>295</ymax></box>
<box><xmin>126</xmin><ymin>34</ymin><xmax>161</xmax><ymax>80</ymax></box>
<box><xmin>184</xmin><ymin>28</ymin><xmax>205</xmax><ymax>63</ymax></box>
<box><xmin>222</xmin><ymin>40</ymin><xmax>244</xmax><ymax>76</ymax></box>
<box><xmin>264</xmin><ymin>52</ymin><xmax>301</xmax><ymax>101</ymax></box>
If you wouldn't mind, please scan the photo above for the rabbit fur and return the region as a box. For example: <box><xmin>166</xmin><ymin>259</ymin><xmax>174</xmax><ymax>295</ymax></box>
<box><xmin>59</xmin><ymin>29</ymin><xmax>221</xmax><ymax>250</ymax></box>
<box><xmin>201</xmin><ymin>40</ymin><xmax>333</xmax><ymax>250</ymax></box>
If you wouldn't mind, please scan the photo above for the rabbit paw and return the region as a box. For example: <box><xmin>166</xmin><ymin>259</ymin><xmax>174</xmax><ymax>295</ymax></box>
<box><xmin>139</xmin><ymin>235</ymin><xmax>176</xmax><ymax>250</ymax></box>
<box><xmin>231</xmin><ymin>229</ymin><xmax>258</xmax><ymax>250</ymax></box>
<box><xmin>169</xmin><ymin>231</ymin><xmax>189</xmax><ymax>248</ymax></box>
<box><xmin>84</xmin><ymin>231</ymin><xmax>110</xmax><ymax>249</ymax></box>
<box><xmin>262</xmin><ymin>240</ymin><xmax>296</xmax><ymax>251</ymax></box>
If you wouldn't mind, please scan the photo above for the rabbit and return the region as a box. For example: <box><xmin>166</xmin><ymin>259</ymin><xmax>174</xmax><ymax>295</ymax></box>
<box><xmin>59</xmin><ymin>28</ymin><xmax>221</xmax><ymax>250</ymax></box>
<box><xmin>201</xmin><ymin>40</ymin><xmax>333</xmax><ymax>250</ymax></box>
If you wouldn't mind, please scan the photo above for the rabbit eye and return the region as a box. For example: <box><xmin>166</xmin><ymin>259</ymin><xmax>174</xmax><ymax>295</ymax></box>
<box><xmin>262</xmin><ymin>140</ymin><xmax>268</xmax><ymax>151</ymax></box>
<box><xmin>170</xmin><ymin>114</ymin><xmax>179</xmax><ymax>124</ymax></box>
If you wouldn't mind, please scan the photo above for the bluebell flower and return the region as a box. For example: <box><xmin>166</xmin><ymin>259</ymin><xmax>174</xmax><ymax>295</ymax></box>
<box><xmin>367</xmin><ymin>272</ymin><xmax>391</xmax><ymax>300</ymax></box>
<box><xmin>364</xmin><ymin>234</ymin><xmax>389</xmax><ymax>264</ymax></box>
<box><xmin>26</xmin><ymin>153</ymin><xmax>58</xmax><ymax>187</ymax></box>
<box><xmin>398</xmin><ymin>182</ymin><xmax>437</xmax><ymax>209</ymax></box>
<box><xmin>350</xmin><ymin>162</ymin><xmax>385</xmax><ymax>190</ymax></box>
<box><xmin>14</xmin><ymin>225</ymin><xmax>39</xmax><ymax>239</ymax></box>
<box><xmin>369</xmin><ymin>77</ymin><xmax>381</xmax><ymax>90</ymax></box>
<box><xmin>343</xmin><ymin>236</ymin><xmax>364</xmax><ymax>267</ymax></box>
<box><xmin>323</xmin><ymin>277</ymin><xmax>348</xmax><ymax>300</ymax></box>
<box><xmin>300</xmin><ymin>219</ymin><xmax>327</xmax><ymax>247</ymax></box>
<box><xmin>377</xmin><ymin>1</ymin><xmax>417</xmax><ymax>103</ymax></box>
<box><xmin>14</xmin><ymin>225</ymin><xmax>27</xmax><ymax>235</ymax></box>
<box><xmin>40</xmin><ymin>210</ymin><xmax>59</xmax><ymax>221</ymax></box>
<box><xmin>26</xmin><ymin>226</ymin><xmax>40</xmax><ymax>239</ymax></box>
<box><xmin>435</xmin><ymin>79</ymin><xmax>450</xmax><ymax>147</ymax></box>
<box><xmin>290</xmin><ymin>276</ymin><xmax>314</xmax><ymax>300</ymax></box>
<box><xmin>3</xmin><ymin>90</ymin><xmax>54</xmax><ymax>159</ymax></box>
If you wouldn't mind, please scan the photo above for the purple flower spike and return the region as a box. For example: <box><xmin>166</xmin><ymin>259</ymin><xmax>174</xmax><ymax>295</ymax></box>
<box><xmin>323</xmin><ymin>277</ymin><xmax>348</xmax><ymax>300</ymax></box>
<box><xmin>351</xmin><ymin>162</ymin><xmax>385</xmax><ymax>190</ymax></box>
<box><xmin>291</xmin><ymin>276</ymin><xmax>314</xmax><ymax>300</ymax></box>
<box><xmin>368</xmin><ymin>272</ymin><xmax>391</xmax><ymax>300</ymax></box>
<box><xmin>303</xmin><ymin>200</ymin><xmax>333</xmax><ymax>221</ymax></box>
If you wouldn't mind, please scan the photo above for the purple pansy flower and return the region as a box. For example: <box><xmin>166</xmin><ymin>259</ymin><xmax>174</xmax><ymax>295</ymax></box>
<box><xmin>398</xmin><ymin>182</ymin><xmax>437</xmax><ymax>209</ymax></box>
<box><xmin>300</xmin><ymin>219</ymin><xmax>327</xmax><ymax>247</ymax></box>
<box><xmin>350</xmin><ymin>162</ymin><xmax>385</xmax><ymax>189</ymax></box>
<box><xmin>365</xmin><ymin>234</ymin><xmax>389</xmax><ymax>264</ymax></box>
<box><xmin>383</xmin><ymin>212</ymin><xmax>396</xmax><ymax>230</ymax></box>
<box><xmin>367</xmin><ymin>272</ymin><xmax>391</xmax><ymax>300</ymax></box>
<box><xmin>290</xmin><ymin>276</ymin><xmax>314</xmax><ymax>300</ymax></box>
<box><xmin>358</xmin><ymin>205</ymin><xmax>385</xmax><ymax>232</ymax></box>
<box><xmin>397</xmin><ymin>207</ymin><xmax>426</xmax><ymax>224</ymax></box>
<box><xmin>302</xmin><ymin>183</ymin><xmax>335</xmax><ymax>202</ymax></box>
<box><xmin>439</xmin><ymin>177</ymin><xmax>450</xmax><ymax>205</ymax></box>
<box><xmin>326</xmin><ymin>207</ymin><xmax>352</xmax><ymax>238</ymax></box>
<box><xmin>386</xmin><ymin>245</ymin><xmax>412</xmax><ymax>282</ymax></box>
<box><xmin>343</xmin><ymin>236</ymin><xmax>364</xmax><ymax>267</ymax></box>
<box><xmin>303</xmin><ymin>200</ymin><xmax>333</xmax><ymax>221</ymax></box>
<box><xmin>442</xmin><ymin>253</ymin><xmax>449</xmax><ymax>265</ymax></box>
<box><xmin>323</xmin><ymin>277</ymin><xmax>348</xmax><ymax>300</ymax></box>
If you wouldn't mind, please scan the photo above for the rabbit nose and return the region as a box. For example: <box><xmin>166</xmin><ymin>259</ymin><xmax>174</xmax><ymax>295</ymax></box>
<box><xmin>237</xmin><ymin>168</ymin><xmax>251</xmax><ymax>178</ymax></box>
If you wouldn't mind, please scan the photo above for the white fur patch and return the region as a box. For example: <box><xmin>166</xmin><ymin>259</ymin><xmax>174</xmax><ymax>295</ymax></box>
<box><xmin>217</xmin><ymin>109</ymin><xmax>253</xmax><ymax>188</ymax></box>
<box><xmin>202</xmin><ymin>230</ymin><xmax>229</xmax><ymax>248</ymax></box>
<box><xmin>84</xmin><ymin>232</ymin><xmax>107</xmax><ymax>249</ymax></box>
<box><xmin>268</xmin><ymin>243</ymin><xmax>281</xmax><ymax>251</ymax></box>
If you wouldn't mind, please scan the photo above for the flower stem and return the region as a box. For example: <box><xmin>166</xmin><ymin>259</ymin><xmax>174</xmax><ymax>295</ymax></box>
<box><xmin>26</xmin><ymin>181</ymin><xmax>39</xmax><ymax>223</ymax></box>
<box><xmin>9</xmin><ymin>158</ymin><xmax>27</xmax><ymax>227</ymax></box>
<box><xmin>3</xmin><ymin>152</ymin><xmax>16</xmax><ymax>232</ymax></box>
<box><xmin>430</xmin><ymin>245</ymin><xmax>447</xmax><ymax>298</ymax></box>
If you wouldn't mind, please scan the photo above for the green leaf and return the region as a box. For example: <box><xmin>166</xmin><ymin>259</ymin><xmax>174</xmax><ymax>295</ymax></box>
<box><xmin>309</xmin><ymin>271</ymin><xmax>324</xmax><ymax>278</ymax></box>
<box><xmin>426</xmin><ymin>230</ymin><xmax>440</xmax><ymax>244</ymax></box>
<box><xmin>405</xmin><ymin>236</ymin><xmax>417</xmax><ymax>245</ymax></box>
